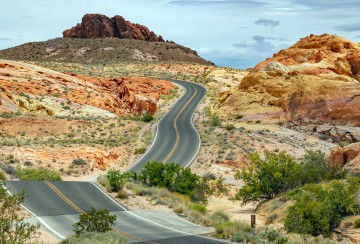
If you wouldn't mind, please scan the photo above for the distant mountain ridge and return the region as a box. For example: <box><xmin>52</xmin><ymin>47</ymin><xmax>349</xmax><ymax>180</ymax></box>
<box><xmin>63</xmin><ymin>14</ymin><xmax>166</xmax><ymax>42</ymax></box>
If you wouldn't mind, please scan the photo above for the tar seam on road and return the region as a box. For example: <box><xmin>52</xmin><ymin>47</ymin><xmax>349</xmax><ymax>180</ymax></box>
<box><xmin>163</xmin><ymin>87</ymin><xmax>198</xmax><ymax>163</ymax></box>
<box><xmin>44</xmin><ymin>181</ymin><xmax>159</xmax><ymax>244</ymax></box>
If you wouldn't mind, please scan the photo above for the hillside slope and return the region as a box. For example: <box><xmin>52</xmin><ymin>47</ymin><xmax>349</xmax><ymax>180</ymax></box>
<box><xmin>0</xmin><ymin>38</ymin><xmax>210</xmax><ymax>65</ymax></box>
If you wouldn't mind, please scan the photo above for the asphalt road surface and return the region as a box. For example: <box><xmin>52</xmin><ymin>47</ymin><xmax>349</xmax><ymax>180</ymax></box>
<box><xmin>127</xmin><ymin>80</ymin><xmax>206</xmax><ymax>172</ymax></box>
<box><xmin>6</xmin><ymin>181</ymin><xmax>230</xmax><ymax>243</ymax></box>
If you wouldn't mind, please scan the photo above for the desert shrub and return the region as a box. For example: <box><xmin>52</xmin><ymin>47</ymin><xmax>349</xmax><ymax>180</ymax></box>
<box><xmin>134</xmin><ymin>148</ymin><xmax>146</xmax><ymax>154</ymax></box>
<box><xmin>189</xmin><ymin>203</ymin><xmax>207</xmax><ymax>213</ymax></box>
<box><xmin>61</xmin><ymin>231</ymin><xmax>128</xmax><ymax>244</ymax></box>
<box><xmin>16</xmin><ymin>168</ymin><xmax>62</xmax><ymax>180</ymax></box>
<box><xmin>235</xmin><ymin>151</ymin><xmax>302</xmax><ymax>204</ymax></box>
<box><xmin>285</xmin><ymin>178</ymin><xmax>360</xmax><ymax>237</ymax></box>
<box><xmin>133</xmin><ymin>161</ymin><xmax>208</xmax><ymax>202</ymax></box>
<box><xmin>225</xmin><ymin>124</ymin><xmax>235</xmax><ymax>131</ymax></box>
<box><xmin>215</xmin><ymin>221</ymin><xmax>251</xmax><ymax>239</ymax></box>
<box><xmin>0</xmin><ymin>112</ymin><xmax>13</xmax><ymax>118</ymax></box>
<box><xmin>299</xmin><ymin>150</ymin><xmax>347</xmax><ymax>185</ymax></box>
<box><xmin>236</xmin><ymin>150</ymin><xmax>347</xmax><ymax>204</ymax></box>
<box><xmin>235</xmin><ymin>115</ymin><xmax>243</xmax><ymax>120</ymax></box>
<box><xmin>354</xmin><ymin>218</ymin><xmax>360</xmax><ymax>228</ymax></box>
<box><xmin>106</xmin><ymin>169</ymin><xmax>132</xmax><ymax>191</ymax></box>
<box><xmin>0</xmin><ymin>182</ymin><xmax>40</xmax><ymax>243</ymax></box>
<box><xmin>0</xmin><ymin>171</ymin><xmax>5</xmax><ymax>180</ymax></box>
<box><xmin>72</xmin><ymin>158</ymin><xmax>87</xmax><ymax>166</ymax></box>
<box><xmin>141</xmin><ymin>114</ymin><xmax>154</xmax><ymax>122</ymax></box>
<box><xmin>73</xmin><ymin>208</ymin><xmax>116</xmax><ymax>235</ymax></box>
<box><xmin>211</xmin><ymin>115</ymin><xmax>221</xmax><ymax>127</ymax></box>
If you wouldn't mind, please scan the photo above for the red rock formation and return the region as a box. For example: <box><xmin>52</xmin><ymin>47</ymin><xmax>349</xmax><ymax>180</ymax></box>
<box><xmin>329</xmin><ymin>143</ymin><xmax>360</xmax><ymax>174</ymax></box>
<box><xmin>254</xmin><ymin>34</ymin><xmax>360</xmax><ymax>81</ymax></box>
<box><xmin>63</xmin><ymin>14</ymin><xmax>165</xmax><ymax>42</ymax></box>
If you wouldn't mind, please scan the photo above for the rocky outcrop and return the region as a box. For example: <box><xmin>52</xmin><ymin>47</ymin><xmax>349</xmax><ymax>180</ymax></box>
<box><xmin>63</xmin><ymin>14</ymin><xmax>165</xmax><ymax>42</ymax></box>
<box><xmin>0</xmin><ymin>59</ymin><xmax>173</xmax><ymax>117</ymax></box>
<box><xmin>254</xmin><ymin>34</ymin><xmax>360</xmax><ymax>81</ymax></box>
<box><xmin>216</xmin><ymin>34</ymin><xmax>360</xmax><ymax>125</ymax></box>
<box><xmin>218</xmin><ymin>71</ymin><xmax>360</xmax><ymax>125</ymax></box>
<box><xmin>329</xmin><ymin>143</ymin><xmax>360</xmax><ymax>174</ymax></box>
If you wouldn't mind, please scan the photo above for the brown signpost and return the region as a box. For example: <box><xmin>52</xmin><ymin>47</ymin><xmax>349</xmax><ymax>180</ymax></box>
<box><xmin>251</xmin><ymin>214</ymin><xmax>256</xmax><ymax>228</ymax></box>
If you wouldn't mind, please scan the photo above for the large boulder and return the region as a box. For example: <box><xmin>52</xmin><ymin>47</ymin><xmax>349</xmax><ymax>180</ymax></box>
<box><xmin>63</xmin><ymin>14</ymin><xmax>165</xmax><ymax>42</ymax></box>
<box><xmin>329</xmin><ymin>143</ymin><xmax>360</xmax><ymax>174</ymax></box>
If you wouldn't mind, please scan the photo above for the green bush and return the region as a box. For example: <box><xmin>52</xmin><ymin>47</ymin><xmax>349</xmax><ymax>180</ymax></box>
<box><xmin>106</xmin><ymin>169</ymin><xmax>132</xmax><ymax>191</ymax></box>
<box><xmin>0</xmin><ymin>182</ymin><xmax>40</xmax><ymax>243</ymax></box>
<box><xmin>134</xmin><ymin>148</ymin><xmax>146</xmax><ymax>154</ymax></box>
<box><xmin>225</xmin><ymin>124</ymin><xmax>235</xmax><ymax>131</ymax></box>
<box><xmin>300</xmin><ymin>150</ymin><xmax>347</xmax><ymax>185</ymax></box>
<box><xmin>133</xmin><ymin>161</ymin><xmax>208</xmax><ymax>202</ymax></box>
<box><xmin>72</xmin><ymin>158</ymin><xmax>87</xmax><ymax>166</ymax></box>
<box><xmin>354</xmin><ymin>218</ymin><xmax>360</xmax><ymax>228</ymax></box>
<box><xmin>17</xmin><ymin>168</ymin><xmax>62</xmax><ymax>180</ymax></box>
<box><xmin>236</xmin><ymin>151</ymin><xmax>302</xmax><ymax>204</ymax></box>
<box><xmin>285</xmin><ymin>178</ymin><xmax>360</xmax><ymax>237</ymax></box>
<box><xmin>61</xmin><ymin>231</ymin><xmax>128</xmax><ymax>244</ymax></box>
<box><xmin>0</xmin><ymin>171</ymin><xmax>6</xmax><ymax>181</ymax></box>
<box><xmin>211</xmin><ymin>115</ymin><xmax>221</xmax><ymax>127</ymax></box>
<box><xmin>189</xmin><ymin>203</ymin><xmax>207</xmax><ymax>213</ymax></box>
<box><xmin>236</xmin><ymin>150</ymin><xmax>347</xmax><ymax>204</ymax></box>
<box><xmin>141</xmin><ymin>114</ymin><xmax>154</xmax><ymax>122</ymax></box>
<box><xmin>73</xmin><ymin>208</ymin><xmax>116</xmax><ymax>235</ymax></box>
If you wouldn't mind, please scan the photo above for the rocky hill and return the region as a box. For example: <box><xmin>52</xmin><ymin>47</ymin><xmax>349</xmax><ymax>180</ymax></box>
<box><xmin>0</xmin><ymin>14</ymin><xmax>210</xmax><ymax>65</ymax></box>
<box><xmin>0</xmin><ymin>59</ymin><xmax>173</xmax><ymax>117</ymax></box>
<box><xmin>63</xmin><ymin>14</ymin><xmax>165</xmax><ymax>42</ymax></box>
<box><xmin>216</xmin><ymin>34</ymin><xmax>360</xmax><ymax>126</ymax></box>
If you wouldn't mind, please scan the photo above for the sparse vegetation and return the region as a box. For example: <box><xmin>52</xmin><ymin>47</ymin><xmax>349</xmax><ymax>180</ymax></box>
<box><xmin>61</xmin><ymin>231</ymin><xmax>128</xmax><ymax>244</ymax></box>
<box><xmin>141</xmin><ymin>114</ymin><xmax>154</xmax><ymax>122</ymax></box>
<box><xmin>0</xmin><ymin>182</ymin><xmax>40</xmax><ymax>243</ymax></box>
<box><xmin>285</xmin><ymin>178</ymin><xmax>360</xmax><ymax>237</ymax></box>
<box><xmin>235</xmin><ymin>150</ymin><xmax>347</xmax><ymax>204</ymax></box>
<box><xmin>73</xmin><ymin>208</ymin><xmax>117</xmax><ymax>235</ymax></box>
<box><xmin>16</xmin><ymin>168</ymin><xmax>62</xmax><ymax>180</ymax></box>
<box><xmin>72</xmin><ymin>158</ymin><xmax>87</xmax><ymax>166</ymax></box>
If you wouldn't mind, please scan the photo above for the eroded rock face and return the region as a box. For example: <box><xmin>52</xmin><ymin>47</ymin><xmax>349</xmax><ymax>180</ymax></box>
<box><xmin>0</xmin><ymin>59</ymin><xmax>173</xmax><ymax>117</ymax></box>
<box><xmin>216</xmin><ymin>34</ymin><xmax>360</xmax><ymax>125</ymax></box>
<box><xmin>63</xmin><ymin>14</ymin><xmax>165</xmax><ymax>42</ymax></box>
<box><xmin>329</xmin><ymin>143</ymin><xmax>360</xmax><ymax>174</ymax></box>
<box><xmin>254</xmin><ymin>34</ymin><xmax>360</xmax><ymax>81</ymax></box>
<box><xmin>218</xmin><ymin>71</ymin><xmax>360</xmax><ymax>125</ymax></box>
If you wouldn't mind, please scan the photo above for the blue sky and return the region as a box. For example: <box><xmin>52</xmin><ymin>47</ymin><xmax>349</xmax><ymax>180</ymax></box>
<box><xmin>0</xmin><ymin>0</ymin><xmax>359</xmax><ymax>69</ymax></box>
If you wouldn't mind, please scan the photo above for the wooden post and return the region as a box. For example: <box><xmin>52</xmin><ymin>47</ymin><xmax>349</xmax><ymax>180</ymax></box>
<box><xmin>251</xmin><ymin>214</ymin><xmax>256</xmax><ymax>228</ymax></box>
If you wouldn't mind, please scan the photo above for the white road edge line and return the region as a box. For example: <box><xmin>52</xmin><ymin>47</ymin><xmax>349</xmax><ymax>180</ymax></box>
<box><xmin>90</xmin><ymin>182</ymin><xmax>233</xmax><ymax>244</ymax></box>
<box><xmin>125</xmin><ymin>81</ymin><xmax>187</xmax><ymax>172</ymax></box>
<box><xmin>3</xmin><ymin>186</ymin><xmax>66</xmax><ymax>240</ymax></box>
<box><xmin>184</xmin><ymin>83</ymin><xmax>207</xmax><ymax>168</ymax></box>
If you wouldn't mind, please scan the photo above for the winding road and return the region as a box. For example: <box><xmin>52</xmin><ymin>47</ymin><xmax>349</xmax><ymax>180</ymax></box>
<box><xmin>6</xmin><ymin>80</ymin><xmax>229</xmax><ymax>243</ymax></box>
<box><xmin>128</xmin><ymin>80</ymin><xmax>206</xmax><ymax>171</ymax></box>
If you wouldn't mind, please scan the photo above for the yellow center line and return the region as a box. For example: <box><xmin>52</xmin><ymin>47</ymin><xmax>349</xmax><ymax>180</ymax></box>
<box><xmin>163</xmin><ymin>87</ymin><xmax>198</xmax><ymax>164</ymax></box>
<box><xmin>44</xmin><ymin>181</ymin><xmax>159</xmax><ymax>244</ymax></box>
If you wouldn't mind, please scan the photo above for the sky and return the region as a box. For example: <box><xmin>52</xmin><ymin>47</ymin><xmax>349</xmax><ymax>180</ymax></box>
<box><xmin>0</xmin><ymin>0</ymin><xmax>359</xmax><ymax>69</ymax></box>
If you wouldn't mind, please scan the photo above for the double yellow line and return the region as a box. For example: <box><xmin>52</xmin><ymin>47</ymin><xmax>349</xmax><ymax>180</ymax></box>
<box><xmin>44</xmin><ymin>181</ymin><xmax>158</xmax><ymax>244</ymax></box>
<box><xmin>163</xmin><ymin>87</ymin><xmax>198</xmax><ymax>163</ymax></box>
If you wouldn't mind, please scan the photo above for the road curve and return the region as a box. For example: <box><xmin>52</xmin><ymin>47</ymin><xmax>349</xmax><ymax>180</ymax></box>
<box><xmin>128</xmin><ymin>80</ymin><xmax>206</xmax><ymax>172</ymax></box>
<box><xmin>5</xmin><ymin>80</ymin><xmax>232</xmax><ymax>243</ymax></box>
<box><xmin>6</xmin><ymin>181</ymin><xmax>230</xmax><ymax>243</ymax></box>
